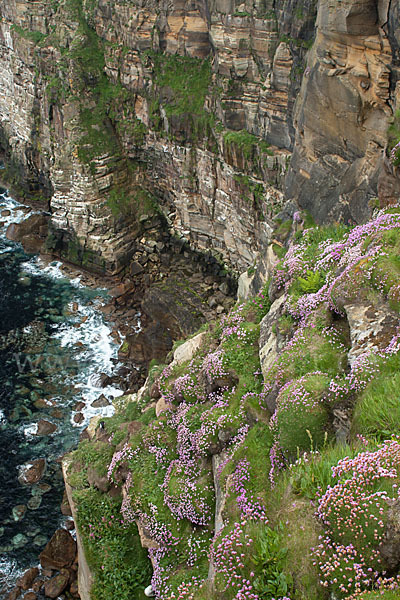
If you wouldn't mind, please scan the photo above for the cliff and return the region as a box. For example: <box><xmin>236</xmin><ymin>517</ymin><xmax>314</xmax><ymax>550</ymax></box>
<box><xmin>65</xmin><ymin>205</ymin><xmax>400</xmax><ymax>600</ymax></box>
<box><xmin>2</xmin><ymin>0</ymin><xmax>399</xmax><ymax>278</ymax></box>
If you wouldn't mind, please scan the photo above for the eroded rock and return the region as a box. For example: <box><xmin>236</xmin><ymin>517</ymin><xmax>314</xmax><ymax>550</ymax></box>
<box><xmin>39</xmin><ymin>529</ymin><xmax>77</xmax><ymax>570</ymax></box>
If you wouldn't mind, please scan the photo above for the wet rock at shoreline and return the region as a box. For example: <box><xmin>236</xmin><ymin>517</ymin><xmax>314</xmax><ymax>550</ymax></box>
<box><xmin>44</xmin><ymin>570</ymin><xmax>69</xmax><ymax>598</ymax></box>
<box><xmin>12</xmin><ymin>533</ymin><xmax>28</xmax><ymax>549</ymax></box>
<box><xmin>36</xmin><ymin>420</ymin><xmax>57</xmax><ymax>435</ymax></box>
<box><xmin>60</xmin><ymin>490</ymin><xmax>72</xmax><ymax>516</ymax></box>
<box><xmin>12</xmin><ymin>504</ymin><xmax>27</xmax><ymax>522</ymax></box>
<box><xmin>16</xmin><ymin>567</ymin><xmax>39</xmax><ymax>590</ymax></box>
<box><xmin>18</xmin><ymin>459</ymin><xmax>46</xmax><ymax>485</ymax></box>
<box><xmin>27</xmin><ymin>495</ymin><xmax>42</xmax><ymax>511</ymax></box>
<box><xmin>6</xmin><ymin>214</ymin><xmax>50</xmax><ymax>254</ymax></box>
<box><xmin>90</xmin><ymin>394</ymin><xmax>110</xmax><ymax>408</ymax></box>
<box><xmin>39</xmin><ymin>528</ymin><xmax>77</xmax><ymax>570</ymax></box>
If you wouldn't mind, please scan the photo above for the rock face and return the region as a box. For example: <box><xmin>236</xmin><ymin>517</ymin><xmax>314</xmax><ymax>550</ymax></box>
<box><xmin>39</xmin><ymin>529</ymin><xmax>77</xmax><ymax>570</ymax></box>
<box><xmin>285</xmin><ymin>0</ymin><xmax>400</xmax><ymax>224</ymax></box>
<box><xmin>344</xmin><ymin>299</ymin><xmax>399</xmax><ymax>366</ymax></box>
<box><xmin>18</xmin><ymin>459</ymin><xmax>46</xmax><ymax>485</ymax></box>
<box><xmin>0</xmin><ymin>0</ymin><xmax>307</xmax><ymax>275</ymax></box>
<box><xmin>0</xmin><ymin>0</ymin><xmax>399</xmax><ymax>275</ymax></box>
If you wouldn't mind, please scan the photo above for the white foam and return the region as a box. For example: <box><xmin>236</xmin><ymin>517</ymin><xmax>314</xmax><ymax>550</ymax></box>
<box><xmin>0</xmin><ymin>557</ymin><xmax>23</xmax><ymax>594</ymax></box>
<box><xmin>1</xmin><ymin>193</ymin><xmax>129</xmax><ymax>431</ymax></box>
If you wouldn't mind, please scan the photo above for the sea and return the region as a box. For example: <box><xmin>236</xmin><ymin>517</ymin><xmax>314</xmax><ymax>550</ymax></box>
<box><xmin>0</xmin><ymin>186</ymin><xmax>124</xmax><ymax>595</ymax></box>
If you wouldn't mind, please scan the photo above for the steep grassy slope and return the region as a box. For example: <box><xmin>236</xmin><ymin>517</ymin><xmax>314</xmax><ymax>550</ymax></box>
<box><xmin>66</xmin><ymin>206</ymin><xmax>400</xmax><ymax>600</ymax></box>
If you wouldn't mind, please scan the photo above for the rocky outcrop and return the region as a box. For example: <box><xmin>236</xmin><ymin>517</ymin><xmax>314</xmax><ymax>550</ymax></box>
<box><xmin>0</xmin><ymin>0</ymin><xmax>313</xmax><ymax>275</ymax></box>
<box><xmin>62</xmin><ymin>458</ymin><xmax>93</xmax><ymax>600</ymax></box>
<box><xmin>285</xmin><ymin>0</ymin><xmax>400</xmax><ymax>224</ymax></box>
<box><xmin>344</xmin><ymin>299</ymin><xmax>399</xmax><ymax>366</ymax></box>
<box><xmin>1</xmin><ymin>0</ymin><xmax>400</xmax><ymax>277</ymax></box>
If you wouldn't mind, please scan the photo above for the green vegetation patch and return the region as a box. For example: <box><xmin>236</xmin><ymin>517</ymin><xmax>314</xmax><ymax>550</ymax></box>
<box><xmin>353</xmin><ymin>351</ymin><xmax>400</xmax><ymax>441</ymax></box>
<box><xmin>147</xmin><ymin>51</ymin><xmax>213</xmax><ymax>139</ymax></box>
<box><xmin>224</xmin><ymin>129</ymin><xmax>273</xmax><ymax>159</ymax></box>
<box><xmin>74</xmin><ymin>488</ymin><xmax>151</xmax><ymax>600</ymax></box>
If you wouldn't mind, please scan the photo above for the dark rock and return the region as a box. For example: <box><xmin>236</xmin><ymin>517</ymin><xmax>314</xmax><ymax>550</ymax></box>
<box><xmin>118</xmin><ymin>420</ymin><xmax>143</xmax><ymax>437</ymax></box>
<box><xmin>6</xmin><ymin>214</ymin><xmax>49</xmax><ymax>254</ymax></box>
<box><xmin>73</xmin><ymin>412</ymin><xmax>84</xmax><ymax>424</ymax></box>
<box><xmin>36</xmin><ymin>420</ymin><xmax>57</xmax><ymax>435</ymax></box>
<box><xmin>69</xmin><ymin>580</ymin><xmax>79</xmax><ymax>598</ymax></box>
<box><xmin>60</xmin><ymin>490</ymin><xmax>72</xmax><ymax>517</ymax></box>
<box><xmin>18</xmin><ymin>459</ymin><xmax>46</xmax><ymax>485</ymax></box>
<box><xmin>91</xmin><ymin>394</ymin><xmax>110</xmax><ymax>408</ymax></box>
<box><xmin>39</xmin><ymin>529</ymin><xmax>77</xmax><ymax>570</ymax></box>
<box><xmin>12</xmin><ymin>504</ymin><xmax>27</xmax><ymax>522</ymax></box>
<box><xmin>23</xmin><ymin>593</ymin><xmax>37</xmax><ymax>600</ymax></box>
<box><xmin>87</xmin><ymin>466</ymin><xmax>110</xmax><ymax>493</ymax></box>
<box><xmin>49</xmin><ymin>408</ymin><xmax>64</xmax><ymax>420</ymax></box>
<box><xmin>130</xmin><ymin>260</ymin><xmax>144</xmax><ymax>276</ymax></box>
<box><xmin>150</xmin><ymin>381</ymin><xmax>161</xmax><ymax>400</ymax></box>
<box><xmin>32</xmin><ymin>579</ymin><xmax>44</xmax><ymax>593</ymax></box>
<box><xmin>44</xmin><ymin>572</ymin><xmax>69</xmax><ymax>599</ymax></box>
<box><xmin>5</xmin><ymin>587</ymin><xmax>21</xmax><ymax>600</ymax></box>
<box><xmin>74</xmin><ymin>401</ymin><xmax>85</xmax><ymax>411</ymax></box>
<box><xmin>80</xmin><ymin>428</ymin><xmax>90</xmax><ymax>441</ymax></box>
<box><xmin>379</xmin><ymin>498</ymin><xmax>400</xmax><ymax>570</ymax></box>
<box><xmin>16</xmin><ymin>567</ymin><xmax>39</xmax><ymax>590</ymax></box>
<box><xmin>65</xmin><ymin>520</ymin><xmax>75</xmax><ymax>531</ymax></box>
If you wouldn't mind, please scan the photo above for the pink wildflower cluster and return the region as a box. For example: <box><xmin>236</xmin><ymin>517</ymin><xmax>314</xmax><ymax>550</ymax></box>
<box><xmin>211</xmin><ymin>520</ymin><xmax>260</xmax><ymax>600</ymax></box>
<box><xmin>313</xmin><ymin>439</ymin><xmax>400</xmax><ymax>597</ymax></box>
<box><xmin>203</xmin><ymin>349</ymin><xmax>228</xmax><ymax>383</ymax></box>
<box><xmin>107</xmin><ymin>442</ymin><xmax>135</xmax><ymax>482</ymax></box>
<box><xmin>389</xmin><ymin>140</ymin><xmax>400</xmax><ymax>164</ymax></box>
<box><xmin>274</xmin><ymin>209</ymin><xmax>400</xmax><ymax>322</ymax></box>
<box><xmin>232</xmin><ymin>458</ymin><xmax>266</xmax><ymax>520</ymax></box>
<box><xmin>161</xmin><ymin>460</ymin><xmax>213</xmax><ymax>525</ymax></box>
<box><xmin>220</xmin><ymin>304</ymin><xmax>246</xmax><ymax>341</ymax></box>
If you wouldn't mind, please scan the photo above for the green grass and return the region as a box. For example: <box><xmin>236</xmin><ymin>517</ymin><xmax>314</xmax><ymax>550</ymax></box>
<box><xmin>67</xmin><ymin>440</ymin><xmax>114</xmax><ymax>489</ymax></box>
<box><xmin>264</xmin><ymin>477</ymin><xmax>326</xmax><ymax>600</ymax></box>
<box><xmin>288</xmin><ymin>441</ymin><xmax>371</xmax><ymax>500</ymax></box>
<box><xmin>147</xmin><ymin>51</ymin><xmax>213</xmax><ymax>140</ymax></box>
<box><xmin>265</xmin><ymin>325</ymin><xmax>347</xmax><ymax>388</ymax></box>
<box><xmin>273</xmin><ymin>374</ymin><xmax>332</xmax><ymax>459</ymax></box>
<box><xmin>352</xmin><ymin>351</ymin><xmax>400</xmax><ymax>440</ymax></box>
<box><xmin>74</xmin><ymin>488</ymin><xmax>151</xmax><ymax>600</ymax></box>
<box><xmin>224</xmin><ymin>129</ymin><xmax>273</xmax><ymax>159</ymax></box>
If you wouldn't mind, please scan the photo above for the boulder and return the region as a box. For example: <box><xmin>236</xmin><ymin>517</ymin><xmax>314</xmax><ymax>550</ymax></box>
<box><xmin>36</xmin><ymin>420</ymin><xmax>57</xmax><ymax>435</ymax></box>
<box><xmin>5</xmin><ymin>588</ymin><xmax>21</xmax><ymax>600</ymax></box>
<box><xmin>16</xmin><ymin>567</ymin><xmax>39</xmax><ymax>590</ymax></box>
<box><xmin>43</xmin><ymin>571</ymin><xmax>69</xmax><ymax>599</ymax></box>
<box><xmin>87</xmin><ymin>466</ymin><xmax>110</xmax><ymax>493</ymax></box>
<box><xmin>155</xmin><ymin>396</ymin><xmax>173</xmax><ymax>417</ymax></box>
<box><xmin>39</xmin><ymin>529</ymin><xmax>77</xmax><ymax>570</ymax></box>
<box><xmin>172</xmin><ymin>332</ymin><xmax>207</xmax><ymax>366</ymax></box>
<box><xmin>344</xmin><ymin>300</ymin><xmax>399</xmax><ymax>366</ymax></box>
<box><xmin>6</xmin><ymin>214</ymin><xmax>49</xmax><ymax>254</ymax></box>
<box><xmin>18</xmin><ymin>459</ymin><xmax>46</xmax><ymax>485</ymax></box>
<box><xmin>60</xmin><ymin>490</ymin><xmax>72</xmax><ymax>516</ymax></box>
<box><xmin>90</xmin><ymin>394</ymin><xmax>110</xmax><ymax>408</ymax></box>
<box><xmin>259</xmin><ymin>295</ymin><xmax>286</xmax><ymax>379</ymax></box>
<box><xmin>379</xmin><ymin>498</ymin><xmax>400</xmax><ymax>570</ymax></box>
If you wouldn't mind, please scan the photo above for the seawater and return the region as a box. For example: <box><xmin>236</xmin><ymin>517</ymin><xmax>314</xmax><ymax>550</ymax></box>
<box><xmin>0</xmin><ymin>189</ymin><xmax>124</xmax><ymax>593</ymax></box>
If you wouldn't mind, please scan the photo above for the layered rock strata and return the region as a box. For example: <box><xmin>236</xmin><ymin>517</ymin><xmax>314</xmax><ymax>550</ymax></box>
<box><xmin>0</xmin><ymin>0</ymin><xmax>314</xmax><ymax>274</ymax></box>
<box><xmin>286</xmin><ymin>0</ymin><xmax>400</xmax><ymax>223</ymax></box>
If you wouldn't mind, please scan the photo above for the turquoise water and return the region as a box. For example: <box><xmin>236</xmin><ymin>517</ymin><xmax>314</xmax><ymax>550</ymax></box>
<box><xmin>0</xmin><ymin>190</ymin><xmax>123</xmax><ymax>592</ymax></box>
